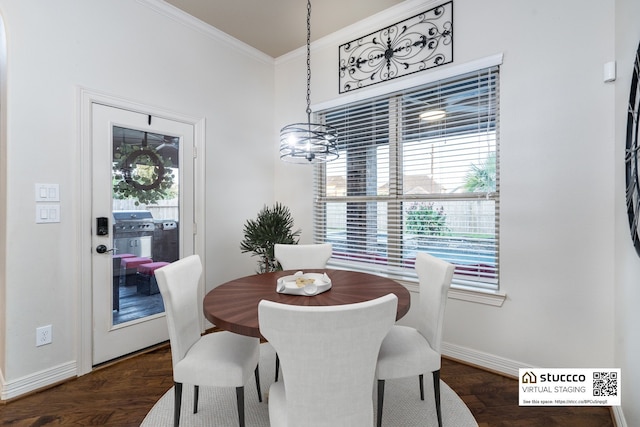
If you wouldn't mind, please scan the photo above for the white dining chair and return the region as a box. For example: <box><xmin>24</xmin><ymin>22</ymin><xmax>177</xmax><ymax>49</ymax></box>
<box><xmin>272</xmin><ymin>242</ymin><xmax>333</xmax><ymax>381</ymax></box>
<box><xmin>155</xmin><ymin>255</ymin><xmax>262</xmax><ymax>427</ymax></box>
<box><xmin>274</xmin><ymin>243</ymin><xmax>332</xmax><ymax>271</ymax></box>
<box><xmin>259</xmin><ymin>293</ymin><xmax>398</xmax><ymax>427</ymax></box>
<box><xmin>375</xmin><ymin>252</ymin><xmax>454</xmax><ymax>427</ymax></box>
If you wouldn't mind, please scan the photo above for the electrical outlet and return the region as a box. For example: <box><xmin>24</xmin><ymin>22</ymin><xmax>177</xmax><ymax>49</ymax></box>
<box><xmin>36</xmin><ymin>325</ymin><xmax>52</xmax><ymax>346</ymax></box>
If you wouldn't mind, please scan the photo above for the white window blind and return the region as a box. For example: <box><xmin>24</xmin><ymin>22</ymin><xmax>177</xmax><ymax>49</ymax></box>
<box><xmin>314</xmin><ymin>66</ymin><xmax>499</xmax><ymax>292</ymax></box>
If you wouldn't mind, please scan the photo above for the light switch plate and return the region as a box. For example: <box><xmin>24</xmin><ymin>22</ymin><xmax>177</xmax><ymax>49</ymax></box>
<box><xmin>36</xmin><ymin>203</ymin><xmax>60</xmax><ymax>223</ymax></box>
<box><xmin>35</xmin><ymin>183</ymin><xmax>60</xmax><ymax>202</ymax></box>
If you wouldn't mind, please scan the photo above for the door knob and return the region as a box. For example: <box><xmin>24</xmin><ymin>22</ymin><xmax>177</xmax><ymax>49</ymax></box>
<box><xmin>96</xmin><ymin>245</ymin><xmax>114</xmax><ymax>254</ymax></box>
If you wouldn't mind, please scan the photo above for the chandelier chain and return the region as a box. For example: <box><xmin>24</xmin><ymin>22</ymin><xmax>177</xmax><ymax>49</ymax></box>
<box><xmin>278</xmin><ymin>0</ymin><xmax>339</xmax><ymax>164</ymax></box>
<box><xmin>306</xmin><ymin>0</ymin><xmax>312</xmax><ymax>118</ymax></box>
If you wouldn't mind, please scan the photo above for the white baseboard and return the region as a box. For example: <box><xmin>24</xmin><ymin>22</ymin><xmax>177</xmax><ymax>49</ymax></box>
<box><xmin>442</xmin><ymin>342</ymin><xmax>627</xmax><ymax>427</ymax></box>
<box><xmin>442</xmin><ymin>341</ymin><xmax>523</xmax><ymax>378</ymax></box>
<box><xmin>611</xmin><ymin>406</ymin><xmax>627</xmax><ymax>427</ymax></box>
<box><xmin>1</xmin><ymin>361</ymin><xmax>76</xmax><ymax>400</ymax></box>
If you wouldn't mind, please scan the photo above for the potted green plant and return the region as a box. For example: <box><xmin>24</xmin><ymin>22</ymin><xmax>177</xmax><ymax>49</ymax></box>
<box><xmin>240</xmin><ymin>202</ymin><xmax>301</xmax><ymax>273</ymax></box>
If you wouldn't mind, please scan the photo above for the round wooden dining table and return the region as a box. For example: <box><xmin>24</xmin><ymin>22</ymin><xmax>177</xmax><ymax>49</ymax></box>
<box><xmin>203</xmin><ymin>269</ymin><xmax>411</xmax><ymax>338</ymax></box>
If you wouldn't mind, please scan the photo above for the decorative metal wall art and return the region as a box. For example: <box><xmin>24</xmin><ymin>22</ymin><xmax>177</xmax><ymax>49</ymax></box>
<box><xmin>625</xmin><ymin>40</ymin><xmax>640</xmax><ymax>257</ymax></box>
<box><xmin>338</xmin><ymin>1</ymin><xmax>453</xmax><ymax>94</ymax></box>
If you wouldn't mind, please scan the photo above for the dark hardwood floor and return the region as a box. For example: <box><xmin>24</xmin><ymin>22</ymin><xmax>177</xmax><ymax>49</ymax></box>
<box><xmin>0</xmin><ymin>341</ymin><xmax>614</xmax><ymax>427</ymax></box>
<box><xmin>440</xmin><ymin>359</ymin><xmax>614</xmax><ymax>427</ymax></box>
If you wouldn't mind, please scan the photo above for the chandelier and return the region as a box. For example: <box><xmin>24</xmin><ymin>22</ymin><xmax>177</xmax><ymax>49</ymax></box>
<box><xmin>279</xmin><ymin>0</ymin><xmax>339</xmax><ymax>164</ymax></box>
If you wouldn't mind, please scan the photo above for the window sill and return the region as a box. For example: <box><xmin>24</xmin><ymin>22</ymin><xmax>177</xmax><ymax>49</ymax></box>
<box><xmin>448</xmin><ymin>287</ymin><xmax>506</xmax><ymax>307</ymax></box>
<box><xmin>396</xmin><ymin>279</ymin><xmax>506</xmax><ymax>307</ymax></box>
<box><xmin>328</xmin><ymin>262</ymin><xmax>506</xmax><ymax>307</ymax></box>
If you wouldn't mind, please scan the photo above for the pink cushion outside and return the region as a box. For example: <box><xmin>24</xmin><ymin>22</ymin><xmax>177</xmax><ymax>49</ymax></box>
<box><xmin>121</xmin><ymin>257</ymin><xmax>153</xmax><ymax>269</ymax></box>
<box><xmin>137</xmin><ymin>262</ymin><xmax>170</xmax><ymax>276</ymax></box>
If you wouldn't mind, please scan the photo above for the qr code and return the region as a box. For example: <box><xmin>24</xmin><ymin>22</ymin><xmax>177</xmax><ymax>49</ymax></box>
<box><xmin>593</xmin><ymin>371</ymin><xmax>618</xmax><ymax>397</ymax></box>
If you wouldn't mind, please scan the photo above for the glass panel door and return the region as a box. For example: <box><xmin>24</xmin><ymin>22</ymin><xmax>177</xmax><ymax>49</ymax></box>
<box><xmin>92</xmin><ymin>103</ymin><xmax>195</xmax><ymax>365</ymax></box>
<box><xmin>111</xmin><ymin>126</ymin><xmax>180</xmax><ymax>325</ymax></box>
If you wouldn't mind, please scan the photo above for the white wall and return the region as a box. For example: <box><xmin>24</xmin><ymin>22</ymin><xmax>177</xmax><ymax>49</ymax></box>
<box><xmin>444</xmin><ymin>0</ymin><xmax>615</xmax><ymax>370</ymax></box>
<box><xmin>276</xmin><ymin>0</ymin><xmax>627</xmax><ymax>412</ymax></box>
<box><xmin>0</xmin><ymin>0</ymin><xmax>274</xmax><ymax>395</ymax></box>
<box><xmin>0</xmin><ymin>12</ymin><xmax>7</xmax><ymax>388</ymax></box>
<box><xmin>2</xmin><ymin>0</ymin><xmax>638</xmax><ymax>422</ymax></box>
<box><xmin>615</xmin><ymin>0</ymin><xmax>640</xmax><ymax>425</ymax></box>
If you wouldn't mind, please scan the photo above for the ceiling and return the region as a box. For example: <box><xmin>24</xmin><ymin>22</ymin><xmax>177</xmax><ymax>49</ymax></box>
<box><xmin>164</xmin><ymin>0</ymin><xmax>406</xmax><ymax>58</ymax></box>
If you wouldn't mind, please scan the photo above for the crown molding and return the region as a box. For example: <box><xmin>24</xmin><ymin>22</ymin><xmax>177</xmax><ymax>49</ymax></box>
<box><xmin>136</xmin><ymin>0</ymin><xmax>274</xmax><ymax>65</ymax></box>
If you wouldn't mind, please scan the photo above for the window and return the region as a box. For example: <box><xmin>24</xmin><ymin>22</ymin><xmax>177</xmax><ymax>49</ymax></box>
<box><xmin>314</xmin><ymin>66</ymin><xmax>499</xmax><ymax>292</ymax></box>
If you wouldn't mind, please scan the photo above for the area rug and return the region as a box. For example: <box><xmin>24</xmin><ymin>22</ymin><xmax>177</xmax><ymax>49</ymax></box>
<box><xmin>141</xmin><ymin>344</ymin><xmax>477</xmax><ymax>426</ymax></box>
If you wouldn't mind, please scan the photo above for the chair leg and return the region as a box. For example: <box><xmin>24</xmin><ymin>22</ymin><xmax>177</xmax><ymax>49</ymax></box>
<box><xmin>173</xmin><ymin>382</ymin><xmax>183</xmax><ymax>427</ymax></box>
<box><xmin>275</xmin><ymin>353</ymin><xmax>280</xmax><ymax>382</ymax></box>
<box><xmin>193</xmin><ymin>385</ymin><xmax>199</xmax><ymax>414</ymax></box>
<box><xmin>254</xmin><ymin>365</ymin><xmax>263</xmax><ymax>402</ymax></box>
<box><xmin>419</xmin><ymin>373</ymin><xmax>425</xmax><ymax>400</ymax></box>
<box><xmin>236</xmin><ymin>386</ymin><xmax>245</xmax><ymax>427</ymax></box>
<box><xmin>376</xmin><ymin>379</ymin><xmax>385</xmax><ymax>427</ymax></box>
<box><xmin>433</xmin><ymin>370</ymin><xmax>442</xmax><ymax>427</ymax></box>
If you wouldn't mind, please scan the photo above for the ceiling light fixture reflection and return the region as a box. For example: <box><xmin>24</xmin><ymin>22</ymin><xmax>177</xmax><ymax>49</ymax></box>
<box><xmin>419</xmin><ymin>109</ymin><xmax>447</xmax><ymax>121</ymax></box>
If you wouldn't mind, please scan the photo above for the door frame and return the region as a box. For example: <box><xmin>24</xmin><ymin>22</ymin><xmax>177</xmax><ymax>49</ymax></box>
<box><xmin>77</xmin><ymin>87</ymin><xmax>206</xmax><ymax>375</ymax></box>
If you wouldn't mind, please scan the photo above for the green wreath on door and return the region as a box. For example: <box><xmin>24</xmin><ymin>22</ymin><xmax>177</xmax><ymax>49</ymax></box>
<box><xmin>112</xmin><ymin>145</ymin><xmax>176</xmax><ymax>206</ymax></box>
